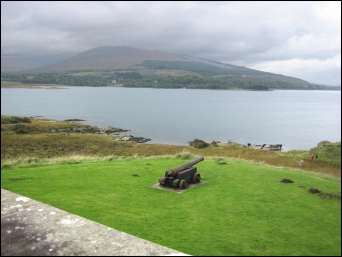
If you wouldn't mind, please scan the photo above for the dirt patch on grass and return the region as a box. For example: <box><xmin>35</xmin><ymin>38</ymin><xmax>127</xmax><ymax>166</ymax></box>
<box><xmin>308</xmin><ymin>188</ymin><xmax>321</xmax><ymax>194</ymax></box>
<box><xmin>308</xmin><ymin>187</ymin><xmax>341</xmax><ymax>201</ymax></box>
<box><xmin>281</xmin><ymin>178</ymin><xmax>294</xmax><ymax>184</ymax></box>
<box><xmin>319</xmin><ymin>192</ymin><xmax>341</xmax><ymax>200</ymax></box>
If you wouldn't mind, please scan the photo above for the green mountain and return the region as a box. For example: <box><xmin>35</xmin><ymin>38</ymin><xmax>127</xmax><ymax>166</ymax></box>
<box><xmin>1</xmin><ymin>46</ymin><xmax>339</xmax><ymax>90</ymax></box>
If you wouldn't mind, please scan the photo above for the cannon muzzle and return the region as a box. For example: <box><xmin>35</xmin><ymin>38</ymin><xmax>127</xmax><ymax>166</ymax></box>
<box><xmin>168</xmin><ymin>156</ymin><xmax>204</xmax><ymax>174</ymax></box>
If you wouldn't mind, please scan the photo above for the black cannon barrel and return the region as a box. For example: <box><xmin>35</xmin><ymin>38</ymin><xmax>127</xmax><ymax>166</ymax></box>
<box><xmin>168</xmin><ymin>156</ymin><xmax>204</xmax><ymax>173</ymax></box>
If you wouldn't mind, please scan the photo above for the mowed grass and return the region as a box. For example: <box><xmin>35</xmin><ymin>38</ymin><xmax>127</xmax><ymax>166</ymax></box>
<box><xmin>1</xmin><ymin>158</ymin><xmax>341</xmax><ymax>256</ymax></box>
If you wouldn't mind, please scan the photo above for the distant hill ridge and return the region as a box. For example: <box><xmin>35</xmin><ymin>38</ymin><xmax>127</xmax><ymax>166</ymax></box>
<box><xmin>2</xmin><ymin>46</ymin><xmax>339</xmax><ymax>90</ymax></box>
<box><xmin>40</xmin><ymin>46</ymin><xmax>189</xmax><ymax>72</ymax></box>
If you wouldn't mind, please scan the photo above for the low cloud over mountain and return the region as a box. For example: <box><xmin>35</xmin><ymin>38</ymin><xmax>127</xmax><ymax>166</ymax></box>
<box><xmin>1</xmin><ymin>1</ymin><xmax>340</xmax><ymax>85</ymax></box>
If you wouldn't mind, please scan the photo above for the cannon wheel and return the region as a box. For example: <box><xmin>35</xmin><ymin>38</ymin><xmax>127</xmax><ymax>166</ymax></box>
<box><xmin>192</xmin><ymin>173</ymin><xmax>201</xmax><ymax>184</ymax></box>
<box><xmin>179</xmin><ymin>179</ymin><xmax>189</xmax><ymax>189</ymax></box>
<box><xmin>172</xmin><ymin>179</ymin><xmax>180</xmax><ymax>188</ymax></box>
<box><xmin>159</xmin><ymin>177</ymin><xmax>167</xmax><ymax>186</ymax></box>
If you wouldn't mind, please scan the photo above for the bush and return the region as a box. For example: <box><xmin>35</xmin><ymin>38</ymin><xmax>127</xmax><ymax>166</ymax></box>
<box><xmin>189</xmin><ymin>139</ymin><xmax>209</xmax><ymax>149</ymax></box>
<box><xmin>310</xmin><ymin>141</ymin><xmax>341</xmax><ymax>167</ymax></box>
<box><xmin>1</xmin><ymin>116</ymin><xmax>31</xmax><ymax>124</ymax></box>
<box><xmin>13</xmin><ymin>124</ymin><xmax>31</xmax><ymax>134</ymax></box>
<box><xmin>211</xmin><ymin>140</ymin><xmax>220</xmax><ymax>147</ymax></box>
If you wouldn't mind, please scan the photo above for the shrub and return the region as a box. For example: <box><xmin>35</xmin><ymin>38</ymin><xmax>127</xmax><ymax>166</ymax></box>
<box><xmin>13</xmin><ymin>124</ymin><xmax>32</xmax><ymax>134</ymax></box>
<box><xmin>189</xmin><ymin>139</ymin><xmax>209</xmax><ymax>149</ymax></box>
<box><xmin>310</xmin><ymin>141</ymin><xmax>341</xmax><ymax>167</ymax></box>
<box><xmin>1</xmin><ymin>116</ymin><xmax>31</xmax><ymax>124</ymax></box>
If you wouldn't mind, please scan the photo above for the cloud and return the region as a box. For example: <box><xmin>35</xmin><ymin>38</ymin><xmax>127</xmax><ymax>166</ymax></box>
<box><xmin>252</xmin><ymin>54</ymin><xmax>341</xmax><ymax>85</ymax></box>
<box><xmin>1</xmin><ymin>1</ymin><xmax>341</xmax><ymax>85</ymax></box>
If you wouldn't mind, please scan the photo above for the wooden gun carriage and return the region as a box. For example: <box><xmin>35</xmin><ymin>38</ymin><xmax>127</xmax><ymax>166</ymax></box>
<box><xmin>159</xmin><ymin>157</ymin><xmax>204</xmax><ymax>189</ymax></box>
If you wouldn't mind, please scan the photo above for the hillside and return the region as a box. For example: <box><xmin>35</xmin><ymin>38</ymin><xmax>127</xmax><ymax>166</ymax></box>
<box><xmin>39</xmin><ymin>46</ymin><xmax>188</xmax><ymax>72</ymax></box>
<box><xmin>1</xmin><ymin>46</ymin><xmax>339</xmax><ymax>90</ymax></box>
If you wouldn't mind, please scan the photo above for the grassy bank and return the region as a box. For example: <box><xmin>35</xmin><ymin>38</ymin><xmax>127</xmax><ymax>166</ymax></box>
<box><xmin>1</xmin><ymin>157</ymin><xmax>340</xmax><ymax>256</ymax></box>
<box><xmin>1</xmin><ymin>116</ymin><xmax>341</xmax><ymax>176</ymax></box>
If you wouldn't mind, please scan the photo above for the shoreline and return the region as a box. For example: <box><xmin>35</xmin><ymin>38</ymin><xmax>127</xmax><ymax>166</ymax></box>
<box><xmin>1</xmin><ymin>84</ymin><xmax>67</xmax><ymax>90</ymax></box>
<box><xmin>1</xmin><ymin>81</ymin><xmax>67</xmax><ymax>89</ymax></box>
<box><xmin>1</xmin><ymin>81</ymin><xmax>340</xmax><ymax>91</ymax></box>
<box><xmin>1</xmin><ymin>115</ymin><xmax>340</xmax><ymax>177</ymax></box>
<box><xmin>1</xmin><ymin>114</ymin><xmax>340</xmax><ymax>151</ymax></box>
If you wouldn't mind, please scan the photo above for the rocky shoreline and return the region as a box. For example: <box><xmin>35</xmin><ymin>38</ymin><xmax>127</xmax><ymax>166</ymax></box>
<box><xmin>1</xmin><ymin>115</ymin><xmax>152</xmax><ymax>144</ymax></box>
<box><xmin>62</xmin><ymin>120</ymin><xmax>152</xmax><ymax>143</ymax></box>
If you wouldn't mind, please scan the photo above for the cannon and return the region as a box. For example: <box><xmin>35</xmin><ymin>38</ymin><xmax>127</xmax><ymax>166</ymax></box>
<box><xmin>159</xmin><ymin>157</ymin><xmax>204</xmax><ymax>189</ymax></box>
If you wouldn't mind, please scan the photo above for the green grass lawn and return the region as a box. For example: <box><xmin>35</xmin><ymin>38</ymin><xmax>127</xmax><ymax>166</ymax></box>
<box><xmin>1</xmin><ymin>158</ymin><xmax>341</xmax><ymax>256</ymax></box>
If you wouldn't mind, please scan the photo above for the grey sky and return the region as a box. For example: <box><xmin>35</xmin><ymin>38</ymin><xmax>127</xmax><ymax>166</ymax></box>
<box><xmin>1</xmin><ymin>1</ymin><xmax>341</xmax><ymax>85</ymax></box>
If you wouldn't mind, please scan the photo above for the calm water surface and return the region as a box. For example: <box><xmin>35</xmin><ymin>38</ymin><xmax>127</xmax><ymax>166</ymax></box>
<box><xmin>1</xmin><ymin>87</ymin><xmax>341</xmax><ymax>150</ymax></box>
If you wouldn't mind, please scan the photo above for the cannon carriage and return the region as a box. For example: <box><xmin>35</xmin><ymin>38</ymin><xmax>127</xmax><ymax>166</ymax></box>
<box><xmin>159</xmin><ymin>157</ymin><xmax>204</xmax><ymax>189</ymax></box>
